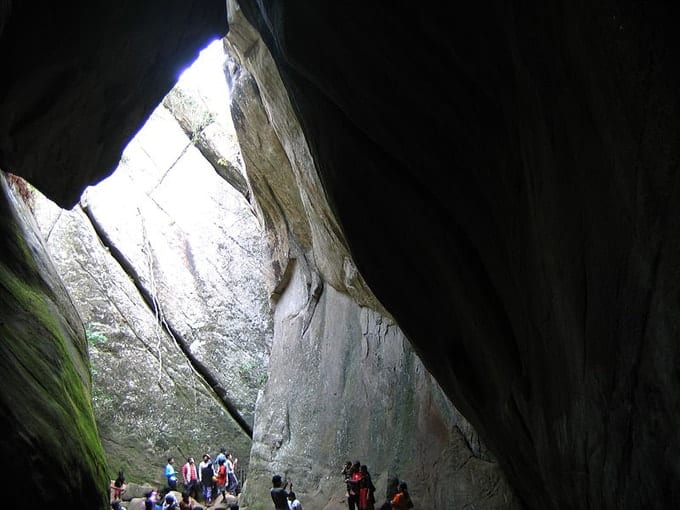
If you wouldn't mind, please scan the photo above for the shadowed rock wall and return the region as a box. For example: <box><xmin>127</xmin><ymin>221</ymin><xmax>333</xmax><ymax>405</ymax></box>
<box><xmin>225</xmin><ymin>8</ymin><xmax>518</xmax><ymax>508</ymax></box>
<box><xmin>0</xmin><ymin>173</ymin><xmax>109</xmax><ymax>507</ymax></box>
<box><xmin>228</xmin><ymin>2</ymin><xmax>680</xmax><ymax>509</ymax></box>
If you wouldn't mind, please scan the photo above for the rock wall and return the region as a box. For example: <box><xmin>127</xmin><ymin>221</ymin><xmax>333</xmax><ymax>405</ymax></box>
<box><xmin>224</xmin><ymin>7</ymin><xmax>518</xmax><ymax>508</ymax></box>
<box><xmin>0</xmin><ymin>173</ymin><xmax>108</xmax><ymax>507</ymax></box>
<box><xmin>244</xmin><ymin>256</ymin><xmax>516</xmax><ymax>510</ymax></box>
<box><xmin>32</xmin><ymin>97</ymin><xmax>272</xmax><ymax>485</ymax></box>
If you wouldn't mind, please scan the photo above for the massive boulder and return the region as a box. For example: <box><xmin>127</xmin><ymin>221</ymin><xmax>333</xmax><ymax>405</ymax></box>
<box><xmin>227</xmin><ymin>3</ymin><xmax>680</xmax><ymax>509</ymax></box>
<box><xmin>0</xmin><ymin>1</ymin><xmax>227</xmax><ymax>207</ymax></box>
<box><xmin>1</xmin><ymin>1</ymin><xmax>680</xmax><ymax>509</ymax></box>
<box><xmin>225</xmin><ymin>11</ymin><xmax>518</xmax><ymax>508</ymax></box>
<box><xmin>31</xmin><ymin>97</ymin><xmax>271</xmax><ymax>484</ymax></box>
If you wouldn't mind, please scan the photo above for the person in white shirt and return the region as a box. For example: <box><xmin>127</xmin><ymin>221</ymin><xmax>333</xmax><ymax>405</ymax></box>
<box><xmin>198</xmin><ymin>454</ymin><xmax>215</xmax><ymax>505</ymax></box>
<box><xmin>287</xmin><ymin>491</ymin><xmax>302</xmax><ymax>510</ymax></box>
<box><xmin>225</xmin><ymin>452</ymin><xmax>239</xmax><ymax>495</ymax></box>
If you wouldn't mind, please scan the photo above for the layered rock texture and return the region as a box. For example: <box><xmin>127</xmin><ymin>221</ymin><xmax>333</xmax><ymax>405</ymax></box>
<box><xmin>32</xmin><ymin>67</ymin><xmax>272</xmax><ymax>484</ymax></box>
<box><xmin>2</xmin><ymin>1</ymin><xmax>680</xmax><ymax>509</ymax></box>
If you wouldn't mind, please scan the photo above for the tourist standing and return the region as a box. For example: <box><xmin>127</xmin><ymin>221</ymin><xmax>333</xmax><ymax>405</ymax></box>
<box><xmin>109</xmin><ymin>470</ymin><xmax>127</xmax><ymax>503</ymax></box>
<box><xmin>215</xmin><ymin>457</ymin><xmax>228</xmax><ymax>503</ymax></box>
<box><xmin>347</xmin><ymin>461</ymin><xmax>362</xmax><ymax>510</ymax></box>
<box><xmin>182</xmin><ymin>457</ymin><xmax>199</xmax><ymax>500</ymax></box>
<box><xmin>359</xmin><ymin>465</ymin><xmax>376</xmax><ymax>510</ymax></box>
<box><xmin>342</xmin><ymin>461</ymin><xmax>352</xmax><ymax>500</ymax></box>
<box><xmin>165</xmin><ymin>457</ymin><xmax>178</xmax><ymax>491</ymax></box>
<box><xmin>226</xmin><ymin>452</ymin><xmax>239</xmax><ymax>495</ymax></box>
<box><xmin>198</xmin><ymin>454</ymin><xmax>214</xmax><ymax>505</ymax></box>
<box><xmin>270</xmin><ymin>474</ymin><xmax>291</xmax><ymax>510</ymax></box>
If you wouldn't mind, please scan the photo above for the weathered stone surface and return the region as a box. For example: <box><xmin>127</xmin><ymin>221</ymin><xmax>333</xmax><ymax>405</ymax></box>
<box><xmin>0</xmin><ymin>173</ymin><xmax>108</xmax><ymax>507</ymax></box>
<box><xmin>225</xmin><ymin>4</ymin><xmax>389</xmax><ymax>317</ymax></box>
<box><xmin>83</xmin><ymin>104</ymin><xmax>272</xmax><ymax>429</ymax></box>
<box><xmin>32</xmin><ymin>100</ymin><xmax>272</xmax><ymax>485</ymax></box>
<box><xmin>242</xmin><ymin>257</ymin><xmax>518</xmax><ymax>510</ymax></box>
<box><xmin>224</xmin><ymin>8</ymin><xmax>518</xmax><ymax>508</ymax></box>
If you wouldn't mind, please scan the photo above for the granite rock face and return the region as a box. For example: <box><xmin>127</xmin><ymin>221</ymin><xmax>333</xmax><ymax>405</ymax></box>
<box><xmin>2</xmin><ymin>2</ymin><xmax>680</xmax><ymax>509</ymax></box>
<box><xmin>242</xmin><ymin>256</ymin><xmax>517</xmax><ymax>510</ymax></box>
<box><xmin>32</xmin><ymin>100</ymin><xmax>272</xmax><ymax>485</ymax></box>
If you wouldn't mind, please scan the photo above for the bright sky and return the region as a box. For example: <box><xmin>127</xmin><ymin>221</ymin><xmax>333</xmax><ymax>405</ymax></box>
<box><xmin>176</xmin><ymin>38</ymin><xmax>231</xmax><ymax>114</ymax></box>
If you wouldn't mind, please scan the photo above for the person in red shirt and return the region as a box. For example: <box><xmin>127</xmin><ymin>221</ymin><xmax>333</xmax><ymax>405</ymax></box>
<box><xmin>215</xmin><ymin>458</ymin><xmax>228</xmax><ymax>503</ymax></box>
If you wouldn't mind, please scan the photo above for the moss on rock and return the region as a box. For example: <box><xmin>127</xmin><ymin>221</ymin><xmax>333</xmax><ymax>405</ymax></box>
<box><xmin>0</xmin><ymin>173</ymin><xmax>109</xmax><ymax>508</ymax></box>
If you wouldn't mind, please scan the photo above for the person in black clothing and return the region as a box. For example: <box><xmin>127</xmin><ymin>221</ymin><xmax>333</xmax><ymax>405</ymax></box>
<box><xmin>360</xmin><ymin>464</ymin><xmax>376</xmax><ymax>509</ymax></box>
<box><xmin>346</xmin><ymin>461</ymin><xmax>361</xmax><ymax>510</ymax></box>
<box><xmin>270</xmin><ymin>474</ymin><xmax>292</xmax><ymax>510</ymax></box>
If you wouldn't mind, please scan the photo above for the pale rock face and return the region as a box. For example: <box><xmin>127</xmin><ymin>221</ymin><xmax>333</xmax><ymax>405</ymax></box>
<box><xmin>243</xmin><ymin>257</ymin><xmax>517</xmax><ymax>509</ymax></box>
<box><xmin>224</xmin><ymin>3</ymin><xmax>387</xmax><ymax>317</ymax></box>
<box><xmin>32</xmin><ymin>100</ymin><xmax>272</xmax><ymax>484</ymax></box>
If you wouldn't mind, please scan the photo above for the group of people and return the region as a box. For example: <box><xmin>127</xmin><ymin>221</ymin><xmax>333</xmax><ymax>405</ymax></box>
<box><xmin>109</xmin><ymin>472</ymin><xmax>205</xmax><ymax>510</ymax></box>
<box><xmin>108</xmin><ymin>447</ymin><xmax>241</xmax><ymax>510</ymax></box>
<box><xmin>343</xmin><ymin>461</ymin><xmax>414</xmax><ymax>510</ymax></box>
<box><xmin>140</xmin><ymin>489</ymin><xmax>212</xmax><ymax>510</ymax></box>
<box><xmin>109</xmin><ymin>456</ymin><xmax>411</xmax><ymax>510</ymax></box>
<box><xmin>164</xmin><ymin>448</ymin><xmax>240</xmax><ymax>506</ymax></box>
<box><xmin>343</xmin><ymin>461</ymin><xmax>376</xmax><ymax>510</ymax></box>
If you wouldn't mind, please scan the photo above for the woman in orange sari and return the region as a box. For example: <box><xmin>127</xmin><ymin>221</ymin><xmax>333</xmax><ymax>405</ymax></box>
<box><xmin>390</xmin><ymin>481</ymin><xmax>413</xmax><ymax>510</ymax></box>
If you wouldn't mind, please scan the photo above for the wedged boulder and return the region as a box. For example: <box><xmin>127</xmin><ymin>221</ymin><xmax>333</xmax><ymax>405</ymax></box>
<box><xmin>32</xmin><ymin>100</ymin><xmax>272</xmax><ymax>485</ymax></box>
<box><xmin>0</xmin><ymin>1</ymin><xmax>227</xmax><ymax>207</ymax></box>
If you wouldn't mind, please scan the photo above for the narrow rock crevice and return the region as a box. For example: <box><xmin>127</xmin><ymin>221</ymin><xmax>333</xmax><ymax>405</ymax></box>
<box><xmin>80</xmin><ymin>200</ymin><xmax>253</xmax><ymax>438</ymax></box>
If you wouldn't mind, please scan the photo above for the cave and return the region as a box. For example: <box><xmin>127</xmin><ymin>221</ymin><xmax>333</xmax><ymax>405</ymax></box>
<box><xmin>1</xmin><ymin>2</ymin><xmax>680</xmax><ymax>509</ymax></box>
